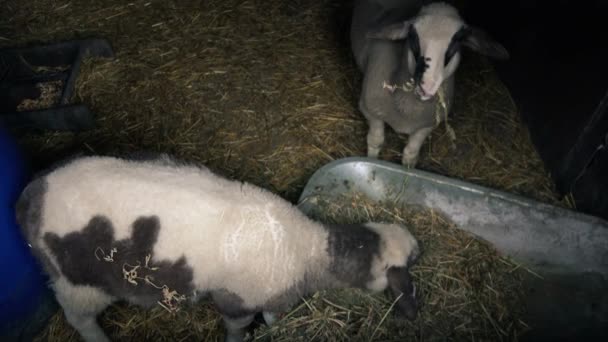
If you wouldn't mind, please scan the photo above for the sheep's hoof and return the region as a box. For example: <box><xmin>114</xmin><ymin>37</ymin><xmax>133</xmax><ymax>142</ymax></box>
<box><xmin>401</xmin><ymin>155</ymin><xmax>418</xmax><ymax>168</ymax></box>
<box><xmin>367</xmin><ymin>147</ymin><xmax>381</xmax><ymax>158</ymax></box>
<box><xmin>262</xmin><ymin>311</ymin><xmax>278</xmax><ymax>326</ymax></box>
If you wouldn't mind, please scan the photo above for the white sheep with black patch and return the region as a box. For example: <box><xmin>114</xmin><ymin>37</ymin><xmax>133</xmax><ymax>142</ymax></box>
<box><xmin>351</xmin><ymin>0</ymin><xmax>508</xmax><ymax>166</ymax></box>
<box><xmin>17</xmin><ymin>155</ymin><xmax>420</xmax><ymax>342</ymax></box>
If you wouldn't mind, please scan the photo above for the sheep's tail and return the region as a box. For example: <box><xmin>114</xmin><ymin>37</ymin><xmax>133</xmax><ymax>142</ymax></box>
<box><xmin>15</xmin><ymin>177</ymin><xmax>47</xmax><ymax>246</ymax></box>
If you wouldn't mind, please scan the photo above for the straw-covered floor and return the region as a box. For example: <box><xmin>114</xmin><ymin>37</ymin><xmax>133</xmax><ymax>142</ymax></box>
<box><xmin>2</xmin><ymin>0</ymin><xmax>560</xmax><ymax>340</ymax></box>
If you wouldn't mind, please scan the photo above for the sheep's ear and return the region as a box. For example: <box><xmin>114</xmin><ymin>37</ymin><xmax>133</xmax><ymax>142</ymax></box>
<box><xmin>387</xmin><ymin>266</ymin><xmax>418</xmax><ymax>320</ymax></box>
<box><xmin>367</xmin><ymin>21</ymin><xmax>412</xmax><ymax>41</ymax></box>
<box><xmin>462</xmin><ymin>26</ymin><xmax>509</xmax><ymax>60</ymax></box>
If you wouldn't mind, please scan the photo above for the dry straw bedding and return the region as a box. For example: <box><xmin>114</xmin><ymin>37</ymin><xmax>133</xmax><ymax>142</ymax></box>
<box><xmin>1</xmin><ymin>0</ymin><xmax>556</xmax><ymax>340</ymax></box>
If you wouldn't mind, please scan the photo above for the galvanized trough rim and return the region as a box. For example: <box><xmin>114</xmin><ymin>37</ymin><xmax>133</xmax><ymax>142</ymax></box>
<box><xmin>298</xmin><ymin>157</ymin><xmax>608</xmax><ymax>276</ymax></box>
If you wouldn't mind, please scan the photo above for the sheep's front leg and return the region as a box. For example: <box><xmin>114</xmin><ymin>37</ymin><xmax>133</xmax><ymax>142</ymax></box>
<box><xmin>223</xmin><ymin>314</ymin><xmax>254</xmax><ymax>342</ymax></box>
<box><xmin>402</xmin><ymin>127</ymin><xmax>433</xmax><ymax>167</ymax></box>
<box><xmin>367</xmin><ymin>118</ymin><xmax>385</xmax><ymax>158</ymax></box>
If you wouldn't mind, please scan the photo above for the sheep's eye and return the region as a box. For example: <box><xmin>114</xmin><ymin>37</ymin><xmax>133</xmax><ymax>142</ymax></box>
<box><xmin>445</xmin><ymin>26</ymin><xmax>471</xmax><ymax>66</ymax></box>
<box><xmin>444</xmin><ymin>43</ymin><xmax>460</xmax><ymax>66</ymax></box>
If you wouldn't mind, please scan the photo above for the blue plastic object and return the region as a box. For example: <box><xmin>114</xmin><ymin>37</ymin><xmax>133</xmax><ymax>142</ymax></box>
<box><xmin>0</xmin><ymin>126</ymin><xmax>54</xmax><ymax>339</ymax></box>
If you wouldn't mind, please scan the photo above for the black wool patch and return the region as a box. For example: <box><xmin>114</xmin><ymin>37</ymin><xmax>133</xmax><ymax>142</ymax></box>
<box><xmin>211</xmin><ymin>289</ymin><xmax>253</xmax><ymax>319</ymax></box>
<box><xmin>408</xmin><ymin>26</ymin><xmax>430</xmax><ymax>85</ymax></box>
<box><xmin>44</xmin><ymin>215</ymin><xmax>194</xmax><ymax>308</ymax></box>
<box><xmin>326</xmin><ymin>224</ymin><xmax>381</xmax><ymax>288</ymax></box>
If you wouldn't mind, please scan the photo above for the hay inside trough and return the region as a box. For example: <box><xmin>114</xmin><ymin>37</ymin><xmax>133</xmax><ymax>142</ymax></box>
<box><xmin>33</xmin><ymin>193</ymin><xmax>530</xmax><ymax>341</ymax></box>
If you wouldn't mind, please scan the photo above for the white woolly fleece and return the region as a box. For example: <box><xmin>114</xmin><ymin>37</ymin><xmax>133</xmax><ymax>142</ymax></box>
<box><xmin>39</xmin><ymin>156</ymin><xmax>330</xmax><ymax>308</ymax></box>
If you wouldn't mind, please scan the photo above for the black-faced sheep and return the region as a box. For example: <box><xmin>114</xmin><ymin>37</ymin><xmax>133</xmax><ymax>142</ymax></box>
<box><xmin>16</xmin><ymin>155</ymin><xmax>420</xmax><ymax>342</ymax></box>
<box><xmin>351</xmin><ymin>0</ymin><xmax>508</xmax><ymax>166</ymax></box>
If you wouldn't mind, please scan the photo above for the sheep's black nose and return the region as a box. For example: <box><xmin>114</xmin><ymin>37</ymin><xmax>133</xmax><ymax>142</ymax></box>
<box><xmin>395</xmin><ymin>292</ymin><xmax>418</xmax><ymax>321</ymax></box>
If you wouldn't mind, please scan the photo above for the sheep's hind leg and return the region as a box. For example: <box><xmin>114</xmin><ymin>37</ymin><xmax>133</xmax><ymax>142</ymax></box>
<box><xmin>223</xmin><ymin>314</ymin><xmax>255</xmax><ymax>342</ymax></box>
<box><xmin>62</xmin><ymin>309</ymin><xmax>110</xmax><ymax>342</ymax></box>
<box><xmin>53</xmin><ymin>278</ymin><xmax>113</xmax><ymax>342</ymax></box>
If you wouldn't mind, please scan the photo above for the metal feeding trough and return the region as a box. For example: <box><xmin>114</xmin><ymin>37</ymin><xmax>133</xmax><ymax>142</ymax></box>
<box><xmin>0</xmin><ymin>38</ymin><xmax>114</xmax><ymax>131</ymax></box>
<box><xmin>298</xmin><ymin>157</ymin><xmax>608</xmax><ymax>340</ymax></box>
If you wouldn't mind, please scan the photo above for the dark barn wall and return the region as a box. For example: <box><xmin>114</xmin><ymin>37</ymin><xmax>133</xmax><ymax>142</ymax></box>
<box><xmin>463</xmin><ymin>0</ymin><xmax>608</xmax><ymax>219</ymax></box>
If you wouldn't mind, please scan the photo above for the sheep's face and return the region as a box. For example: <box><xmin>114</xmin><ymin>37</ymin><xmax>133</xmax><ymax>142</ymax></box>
<box><xmin>368</xmin><ymin>3</ymin><xmax>508</xmax><ymax>101</ymax></box>
<box><xmin>406</xmin><ymin>13</ymin><xmax>466</xmax><ymax>101</ymax></box>
<box><xmin>364</xmin><ymin>223</ymin><xmax>421</xmax><ymax>320</ymax></box>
